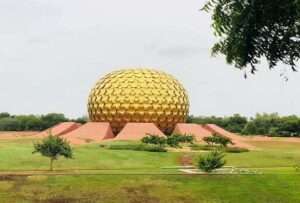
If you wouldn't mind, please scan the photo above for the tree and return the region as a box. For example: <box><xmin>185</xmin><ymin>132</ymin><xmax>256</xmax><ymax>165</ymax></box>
<box><xmin>224</xmin><ymin>114</ymin><xmax>248</xmax><ymax>133</ymax></box>
<box><xmin>41</xmin><ymin>113</ymin><xmax>68</xmax><ymax>129</ymax></box>
<box><xmin>33</xmin><ymin>134</ymin><xmax>73</xmax><ymax>171</ymax></box>
<box><xmin>198</xmin><ymin>150</ymin><xmax>226</xmax><ymax>173</ymax></box>
<box><xmin>0</xmin><ymin>117</ymin><xmax>22</xmax><ymax>131</ymax></box>
<box><xmin>0</xmin><ymin>112</ymin><xmax>10</xmax><ymax>119</ymax></box>
<box><xmin>202</xmin><ymin>0</ymin><xmax>300</xmax><ymax>75</ymax></box>
<box><xmin>73</xmin><ymin>115</ymin><xmax>88</xmax><ymax>124</ymax></box>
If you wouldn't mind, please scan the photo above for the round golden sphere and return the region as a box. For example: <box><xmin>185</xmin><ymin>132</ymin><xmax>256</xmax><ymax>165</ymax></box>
<box><xmin>87</xmin><ymin>68</ymin><xmax>189</xmax><ymax>134</ymax></box>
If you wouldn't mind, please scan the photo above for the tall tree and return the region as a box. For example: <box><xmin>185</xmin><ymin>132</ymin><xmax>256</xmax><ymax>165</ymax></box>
<box><xmin>202</xmin><ymin>0</ymin><xmax>300</xmax><ymax>75</ymax></box>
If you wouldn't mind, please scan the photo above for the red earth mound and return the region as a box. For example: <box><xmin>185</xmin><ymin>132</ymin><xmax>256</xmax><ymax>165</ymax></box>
<box><xmin>35</xmin><ymin>122</ymin><xmax>82</xmax><ymax>138</ymax></box>
<box><xmin>61</xmin><ymin>122</ymin><xmax>115</xmax><ymax>144</ymax></box>
<box><xmin>115</xmin><ymin>123</ymin><xmax>165</xmax><ymax>140</ymax></box>
<box><xmin>204</xmin><ymin>124</ymin><xmax>256</xmax><ymax>150</ymax></box>
<box><xmin>173</xmin><ymin>123</ymin><xmax>212</xmax><ymax>141</ymax></box>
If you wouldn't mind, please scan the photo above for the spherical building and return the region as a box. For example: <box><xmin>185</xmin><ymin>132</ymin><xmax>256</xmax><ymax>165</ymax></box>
<box><xmin>88</xmin><ymin>68</ymin><xmax>189</xmax><ymax>134</ymax></box>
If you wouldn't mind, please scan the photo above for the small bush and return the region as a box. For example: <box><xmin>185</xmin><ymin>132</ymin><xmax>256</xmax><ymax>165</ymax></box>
<box><xmin>141</xmin><ymin>135</ymin><xmax>166</xmax><ymax>147</ymax></box>
<box><xmin>106</xmin><ymin>144</ymin><xmax>167</xmax><ymax>152</ymax></box>
<box><xmin>166</xmin><ymin>134</ymin><xmax>195</xmax><ymax>148</ymax></box>
<box><xmin>171</xmin><ymin>134</ymin><xmax>195</xmax><ymax>144</ymax></box>
<box><xmin>198</xmin><ymin>150</ymin><xmax>226</xmax><ymax>173</ymax></box>
<box><xmin>166</xmin><ymin>135</ymin><xmax>181</xmax><ymax>148</ymax></box>
<box><xmin>203</xmin><ymin>136</ymin><xmax>215</xmax><ymax>146</ymax></box>
<box><xmin>225</xmin><ymin>147</ymin><xmax>249</xmax><ymax>153</ymax></box>
<box><xmin>203</xmin><ymin>133</ymin><xmax>233</xmax><ymax>147</ymax></box>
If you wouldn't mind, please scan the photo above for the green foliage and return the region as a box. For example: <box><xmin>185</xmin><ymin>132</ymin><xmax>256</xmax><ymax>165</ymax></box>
<box><xmin>242</xmin><ymin>113</ymin><xmax>300</xmax><ymax>136</ymax></box>
<box><xmin>188</xmin><ymin>114</ymin><xmax>247</xmax><ymax>134</ymax></box>
<box><xmin>73</xmin><ymin>116</ymin><xmax>89</xmax><ymax>124</ymax></box>
<box><xmin>141</xmin><ymin>135</ymin><xmax>166</xmax><ymax>146</ymax></box>
<box><xmin>203</xmin><ymin>134</ymin><xmax>233</xmax><ymax>147</ymax></box>
<box><xmin>198</xmin><ymin>150</ymin><xmax>226</xmax><ymax>173</ymax></box>
<box><xmin>40</xmin><ymin>113</ymin><xmax>68</xmax><ymax>129</ymax></box>
<box><xmin>141</xmin><ymin>134</ymin><xmax>194</xmax><ymax>148</ymax></box>
<box><xmin>0</xmin><ymin>112</ymin><xmax>10</xmax><ymax>119</ymax></box>
<box><xmin>0</xmin><ymin>112</ymin><xmax>87</xmax><ymax>131</ymax></box>
<box><xmin>3</xmin><ymin>111</ymin><xmax>300</xmax><ymax>137</ymax></box>
<box><xmin>203</xmin><ymin>136</ymin><xmax>216</xmax><ymax>146</ymax></box>
<box><xmin>105</xmin><ymin>144</ymin><xmax>167</xmax><ymax>152</ymax></box>
<box><xmin>166</xmin><ymin>135</ymin><xmax>180</xmax><ymax>148</ymax></box>
<box><xmin>33</xmin><ymin>134</ymin><xmax>73</xmax><ymax>170</ymax></box>
<box><xmin>202</xmin><ymin>0</ymin><xmax>300</xmax><ymax>73</ymax></box>
<box><xmin>172</xmin><ymin>133</ymin><xmax>195</xmax><ymax>144</ymax></box>
<box><xmin>0</xmin><ymin>117</ymin><xmax>22</xmax><ymax>131</ymax></box>
<box><xmin>215</xmin><ymin>135</ymin><xmax>233</xmax><ymax>147</ymax></box>
<box><xmin>188</xmin><ymin>113</ymin><xmax>300</xmax><ymax>137</ymax></box>
<box><xmin>166</xmin><ymin>134</ymin><xmax>195</xmax><ymax>148</ymax></box>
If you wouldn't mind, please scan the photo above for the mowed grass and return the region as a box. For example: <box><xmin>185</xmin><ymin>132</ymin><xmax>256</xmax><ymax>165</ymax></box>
<box><xmin>0</xmin><ymin>139</ymin><xmax>180</xmax><ymax>171</ymax></box>
<box><xmin>225</xmin><ymin>141</ymin><xmax>300</xmax><ymax>169</ymax></box>
<box><xmin>0</xmin><ymin>137</ymin><xmax>300</xmax><ymax>202</ymax></box>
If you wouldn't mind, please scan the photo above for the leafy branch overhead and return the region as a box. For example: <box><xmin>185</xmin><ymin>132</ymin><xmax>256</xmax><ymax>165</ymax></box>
<box><xmin>202</xmin><ymin>0</ymin><xmax>300</xmax><ymax>73</ymax></box>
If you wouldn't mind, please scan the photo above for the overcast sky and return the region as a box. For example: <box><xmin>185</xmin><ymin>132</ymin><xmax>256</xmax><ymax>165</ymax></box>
<box><xmin>0</xmin><ymin>0</ymin><xmax>299</xmax><ymax>118</ymax></box>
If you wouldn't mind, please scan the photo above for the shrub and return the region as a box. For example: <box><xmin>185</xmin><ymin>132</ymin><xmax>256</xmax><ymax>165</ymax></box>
<box><xmin>203</xmin><ymin>134</ymin><xmax>233</xmax><ymax>147</ymax></box>
<box><xmin>141</xmin><ymin>135</ymin><xmax>166</xmax><ymax>147</ymax></box>
<box><xmin>173</xmin><ymin>134</ymin><xmax>195</xmax><ymax>144</ymax></box>
<box><xmin>216</xmin><ymin>135</ymin><xmax>233</xmax><ymax>147</ymax></box>
<box><xmin>166</xmin><ymin>135</ymin><xmax>181</xmax><ymax>148</ymax></box>
<box><xmin>203</xmin><ymin>136</ymin><xmax>216</xmax><ymax>146</ymax></box>
<box><xmin>166</xmin><ymin>134</ymin><xmax>195</xmax><ymax>148</ymax></box>
<box><xmin>225</xmin><ymin>147</ymin><xmax>249</xmax><ymax>153</ymax></box>
<box><xmin>141</xmin><ymin>134</ymin><xmax>194</xmax><ymax>148</ymax></box>
<box><xmin>106</xmin><ymin>144</ymin><xmax>167</xmax><ymax>152</ymax></box>
<box><xmin>198</xmin><ymin>150</ymin><xmax>226</xmax><ymax>173</ymax></box>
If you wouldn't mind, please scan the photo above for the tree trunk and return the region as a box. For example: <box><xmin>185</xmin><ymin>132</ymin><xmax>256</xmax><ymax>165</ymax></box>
<box><xmin>50</xmin><ymin>158</ymin><xmax>54</xmax><ymax>171</ymax></box>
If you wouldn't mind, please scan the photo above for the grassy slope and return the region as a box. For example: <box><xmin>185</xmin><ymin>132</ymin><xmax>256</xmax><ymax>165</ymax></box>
<box><xmin>0</xmin><ymin>138</ymin><xmax>300</xmax><ymax>202</ymax></box>
<box><xmin>0</xmin><ymin>139</ymin><xmax>180</xmax><ymax>171</ymax></box>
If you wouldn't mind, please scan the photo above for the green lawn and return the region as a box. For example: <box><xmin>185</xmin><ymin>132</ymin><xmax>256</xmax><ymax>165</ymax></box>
<box><xmin>0</xmin><ymin>137</ymin><xmax>300</xmax><ymax>202</ymax></box>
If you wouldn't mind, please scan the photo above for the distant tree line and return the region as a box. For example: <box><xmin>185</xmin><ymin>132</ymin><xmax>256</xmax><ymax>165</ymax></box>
<box><xmin>188</xmin><ymin>113</ymin><xmax>300</xmax><ymax>137</ymax></box>
<box><xmin>0</xmin><ymin>112</ymin><xmax>87</xmax><ymax>131</ymax></box>
<box><xmin>1</xmin><ymin>112</ymin><xmax>300</xmax><ymax>137</ymax></box>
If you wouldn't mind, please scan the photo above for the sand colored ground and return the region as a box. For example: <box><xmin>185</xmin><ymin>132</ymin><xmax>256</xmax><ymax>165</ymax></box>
<box><xmin>61</xmin><ymin>122</ymin><xmax>115</xmax><ymax>144</ymax></box>
<box><xmin>115</xmin><ymin>123</ymin><xmax>166</xmax><ymax>140</ymax></box>
<box><xmin>0</xmin><ymin>131</ymin><xmax>38</xmax><ymax>140</ymax></box>
<box><xmin>173</xmin><ymin>123</ymin><xmax>212</xmax><ymax>141</ymax></box>
<box><xmin>243</xmin><ymin>135</ymin><xmax>300</xmax><ymax>143</ymax></box>
<box><xmin>35</xmin><ymin>122</ymin><xmax>82</xmax><ymax>138</ymax></box>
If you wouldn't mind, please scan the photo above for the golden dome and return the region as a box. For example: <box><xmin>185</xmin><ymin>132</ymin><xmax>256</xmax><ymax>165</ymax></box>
<box><xmin>88</xmin><ymin>68</ymin><xmax>189</xmax><ymax>134</ymax></box>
